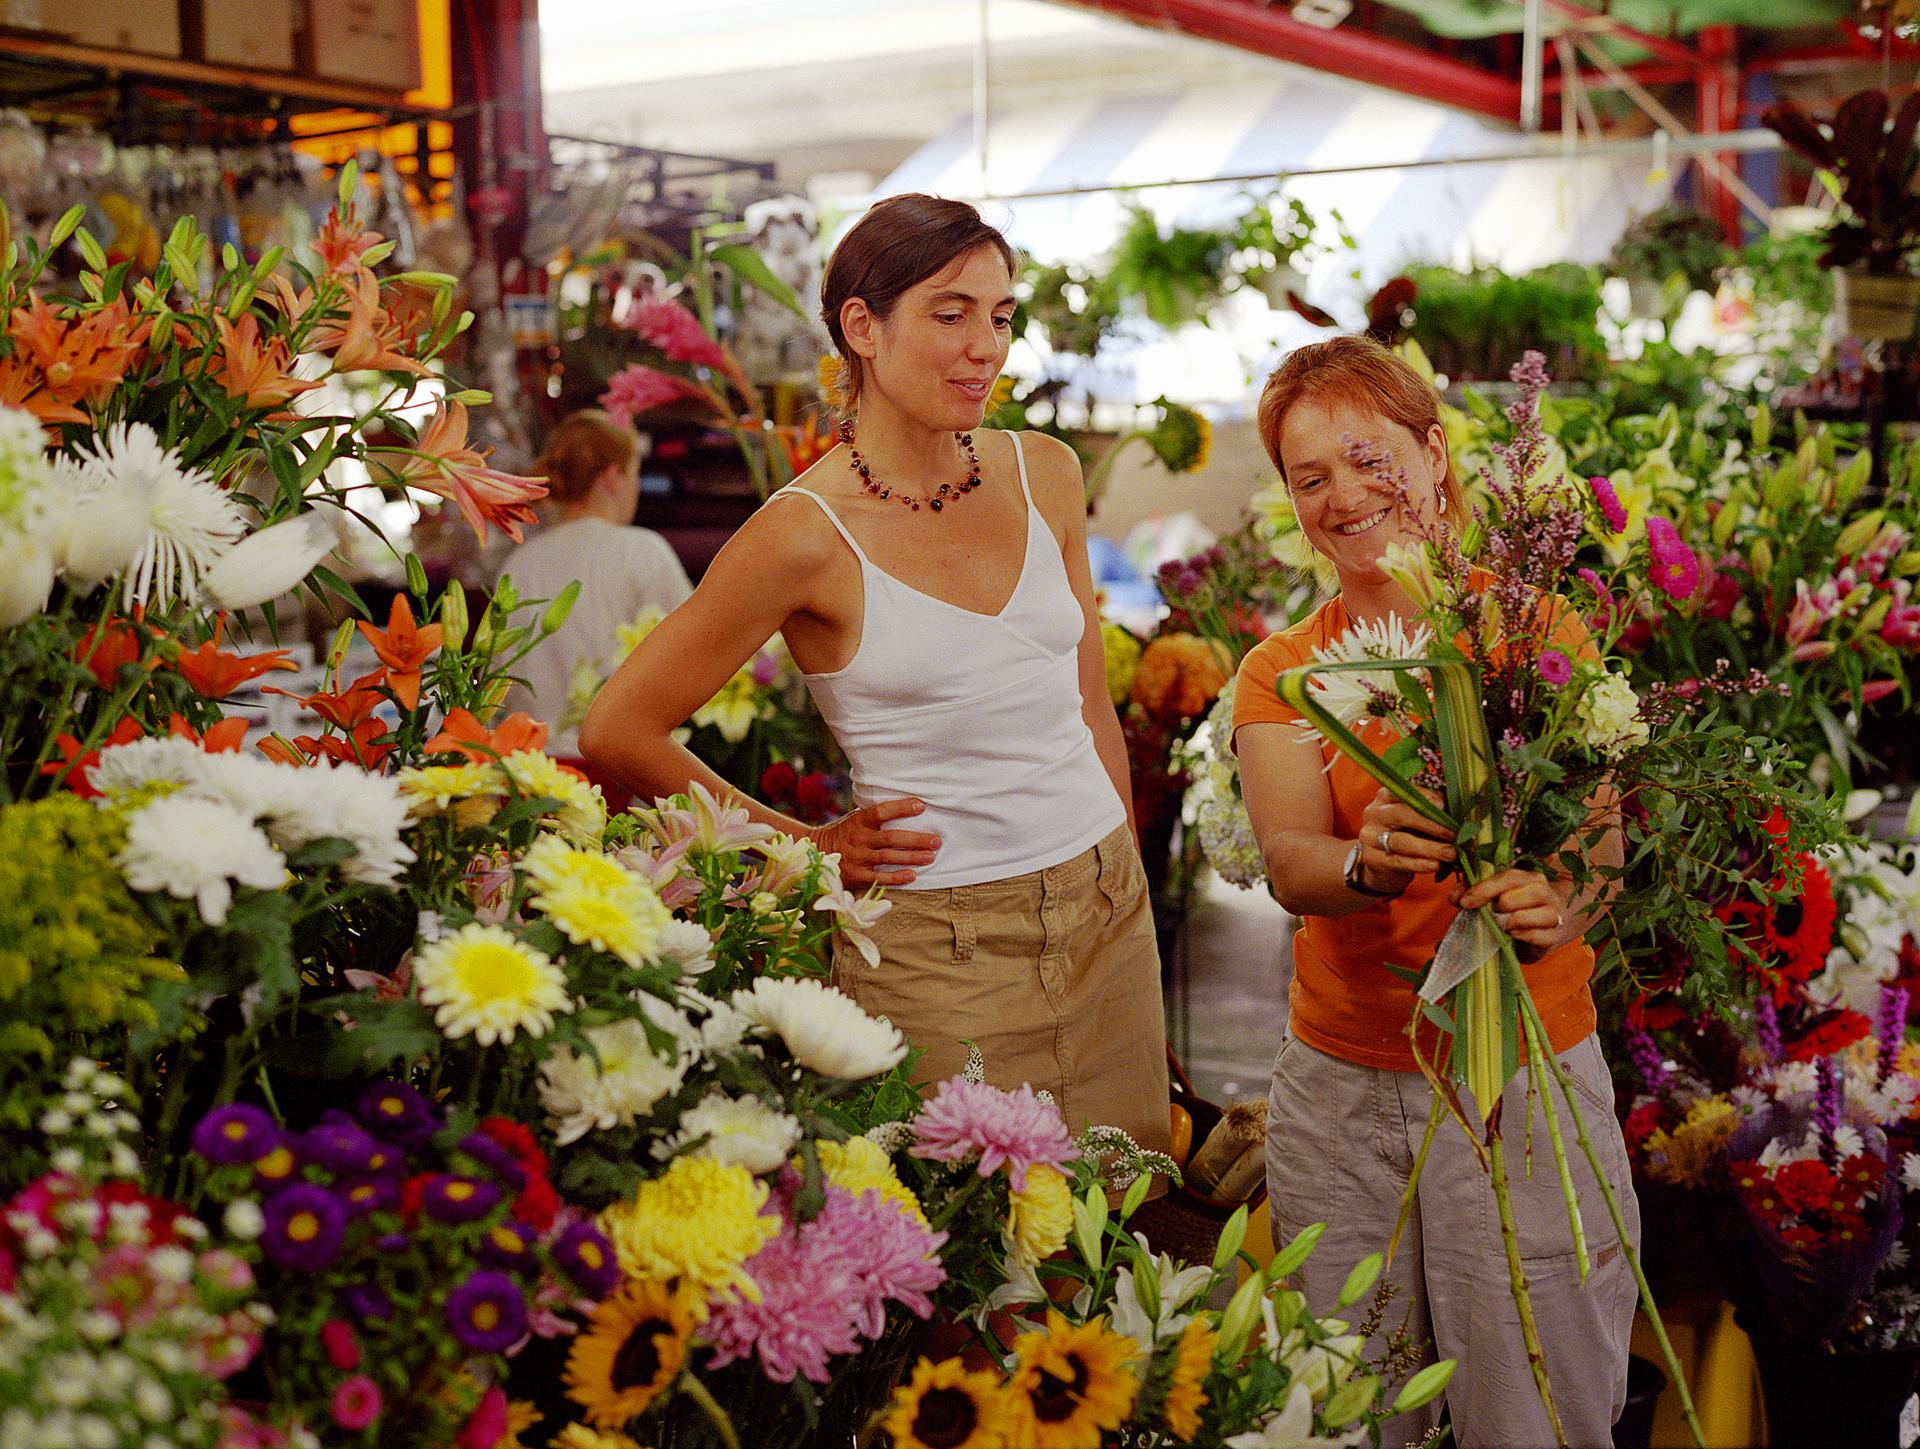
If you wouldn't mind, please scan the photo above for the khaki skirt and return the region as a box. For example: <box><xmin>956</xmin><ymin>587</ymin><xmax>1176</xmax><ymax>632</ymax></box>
<box><xmin>831</xmin><ymin>822</ymin><xmax>1172</xmax><ymax>1160</ymax></box>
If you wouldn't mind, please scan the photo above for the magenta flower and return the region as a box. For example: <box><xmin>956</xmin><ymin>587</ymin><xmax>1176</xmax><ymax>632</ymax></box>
<box><xmin>321</xmin><ymin>1319</ymin><xmax>360</xmax><ymax>1371</ymax></box>
<box><xmin>1588</xmin><ymin>475</ymin><xmax>1629</xmax><ymax>532</ymax></box>
<box><xmin>624</xmin><ymin>297</ymin><xmax>730</xmax><ymax>371</ymax></box>
<box><xmin>599</xmin><ymin>364</ymin><xmax>707</xmax><ymax>428</ymax></box>
<box><xmin>1537</xmin><ymin>648</ymin><xmax>1573</xmax><ymax>686</ymax></box>
<box><xmin>1882</xmin><ymin>594</ymin><xmax>1920</xmax><ymax>650</ymax></box>
<box><xmin>330</xmin><ymin>1374</ymin><xmax>383</xmax><ymax>1431</ymax></box>
<box><xmin>1784</xmin><ymin>579</ymin><xmax>1838</xmax><ymax>646</ymax></box>
<box><xmin>1644</xmin><ymin>517</ymin><xmax>1701</xmax><ymax>600</ymax></box>
<box><xmin>909</xmin><ymin>1077</ymin><xmax>1079</xmax><ymax>1190</ymax></box>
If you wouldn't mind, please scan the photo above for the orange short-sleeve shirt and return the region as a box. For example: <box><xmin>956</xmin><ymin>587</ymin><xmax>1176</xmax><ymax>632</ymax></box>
<box><xmin>1231</xmin><ymin>594</ymin><xmax>1597</xmax><ymax>1072</ymax></box>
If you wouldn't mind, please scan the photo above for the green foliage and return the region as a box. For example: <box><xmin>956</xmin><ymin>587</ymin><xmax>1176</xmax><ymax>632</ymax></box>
<box><xmin>1407</xmin><ymin>262</ymin><xmax>1605</xmax><ymax>382</ymax></box>
<box><xmin>1608</xmin><ymin>205</ymin><xmax>1731</xmax><ymax>294</ymax></box>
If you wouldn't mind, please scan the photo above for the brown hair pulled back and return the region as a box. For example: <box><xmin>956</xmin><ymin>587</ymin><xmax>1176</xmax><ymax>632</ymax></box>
<box><xmin>1256</xmin><ymin>335</ymin><xmax>1469</xmax><ymax>534</ymax></box>
<box><xmin>532</xmin><ymin>410</ymin><xmax>640</xmax><ymax>507</ymax></box>
<box><xmin>820</xmin><ymin>194</ymin><xmax>1015</xmax><ymax>412</ymax></box>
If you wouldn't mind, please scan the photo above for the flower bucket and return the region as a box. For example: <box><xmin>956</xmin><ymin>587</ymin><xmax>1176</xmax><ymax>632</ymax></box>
<box><xmin>1834</xmin><ymin>268</ymin><xmax>1920</xmax><ymax>342</ymax></box>
<box><xmin>1743</xmin><ymin>1330</ymin><xmax>1920</xmax><ymax>1449</ymax></box>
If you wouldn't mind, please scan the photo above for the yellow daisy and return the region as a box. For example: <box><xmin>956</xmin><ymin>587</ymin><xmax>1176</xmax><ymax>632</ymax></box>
<box><xmin>1006</xmin><ymin>1163</ymin><xmax>1073</xmax><ymax>1267</ymax></box>
<box><xmin>549</xmin><ymin>1427</ymin><xmax>644</xmax><ymax>1449</ymax></box>
<box><xmin>817</xmin><ymin>1136</ymin><xmax>927</xmax><ymax>1228</ymax></box>
<box><xmin>1160</xmin><ymin>1316</ymin><xmax>1215</xmax><ymax>1438</ymax></box>
<box><xmin>500</xmin><ymin>750</ymin><xmax>607</xmax><ymax>847</ymax></box>
<box><xmin>883</xmin><ymin>1356</ymin><xmax>1009</xmax><ymax>1449</ymax></box>
<box><xmin>600</xmin><ymin>1157</ymin><xmax>779</xmax><ymax>1304</ymax></box>
<box><xmin>564</xmin><ymin>1278</ymin><xmax>696</xmax><ymax>1429</ymax></box>
<box><xmin>1005</xmin><ymin>1311</ymin><xmax>1139</xmax><ymax>1447</ymax></box>
<box><xmin>396</xmin><ymin>761</ymin><xmax>502</xmax><ymax>817</ymax></box>
<box><xmin>534</xmin><ymin>880</ymin><xmax>670</xmax><ymax>968</ymax></box>
<box><xmin>521</xmin><ymin>836</ymin><xmax>634</xmax><ymax>897</ymax></box>
<box><xmin>411</xmin><ymin>922</ymin><xmax>573</xmax><ymax>1046</ymax></box>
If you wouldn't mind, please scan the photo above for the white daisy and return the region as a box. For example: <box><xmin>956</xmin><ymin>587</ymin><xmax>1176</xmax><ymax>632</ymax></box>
<box><xmin>1831</xmin><ymin>1123</ymin><xmax>1866</xmax><ymax>1160</ymax></box>
<box><xmin>117</xmin><ymin>795</ymin><xmax>287</xmax><ymax>925</ymax></box>
<box><xmin>68</xmin><ymin>422</ymin><xmax>245</xmax><ymax>609</ymax></box>
<box><xmin>87</xmin><ymin>735</ymin><xmax>214</xmax><ymax>797</ymax></box>
<box><xmin>654</xmin><ymin>918</ymin><xmax>717</xmax><ymax>980</ymax></box>
<box><xmin>537</xmin><ymin>1017</ymin><xmax>688</xmax><ymax>1145</ymax></box>
<box><xmin>1305</xmin><ymin>614</ymin><xmax>1432</xmax><ymax>730</ymax></box>
<box><xmin>668</xmin><ymin>1092</ymin><xmax>801</xmax><ymax>1175</ymax></box>
<box><xmin>730</xmin><ymin>975</ymin><xmax>905</xmax><ymax>1079</ymax></box>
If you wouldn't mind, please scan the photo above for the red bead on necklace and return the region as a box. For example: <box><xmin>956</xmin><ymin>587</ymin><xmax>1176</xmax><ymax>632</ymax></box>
<box><xmin>838</xmin><ymin>420</ymin><xmax>981</xmax><ymax>513</ymax></box>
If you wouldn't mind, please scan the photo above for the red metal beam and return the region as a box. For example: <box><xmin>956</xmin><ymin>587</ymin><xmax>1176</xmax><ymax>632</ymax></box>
<box><xmin>1747</xmin><ymin>27</ymin><xmax>1920</xmax><ymax>75</ymax></box>
<box><xmin>1696</xmin><ymin>24</ymin><xmax>1741</xmax><ymax>242</ymax></box>
<box><xmin>1057</xmin><ymin>0</ymin><xmax>1522</xmax><ymax>123</ymax></box>
<box><xmin>1538</xmin><ymin>0</ymin><xmax>1699</xmax><ymax>69</ymax></box>
<box><xmin>1541</xmin><ymin>61</ymin><xmax>1691</xmax><ymax>95</ymax></box>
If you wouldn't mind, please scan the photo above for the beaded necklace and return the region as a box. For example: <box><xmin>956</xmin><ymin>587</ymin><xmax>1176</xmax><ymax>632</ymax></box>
<box><xmin>838</xmin><ymin>420</ymin><xmax>981</xmax><ymax>513</ymax></box>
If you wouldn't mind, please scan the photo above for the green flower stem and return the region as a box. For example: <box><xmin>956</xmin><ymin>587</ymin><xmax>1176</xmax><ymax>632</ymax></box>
<box><xmin>1515</xmin><ymin>983</ymin><xmax>1706</xmax><ymax>1449</ymax></box>
<box><xmin>1487</xmin><ymin>1125</ymin><xmax>1565</xmax><ymax>1446</ymax></box>
<box><xmin>1387</xmin><ymin>1089</ymin><xmax>1444</xmax><ymax>1268</ymax></box>
<box><xmin>1520</xmin><ymin>1002</ymin><xmax>1588</xmax><ymax>1284</ymax></box>
<box><xmin>678</xmin><ymin>1370</ymin><xmax>742</xmax><ymax>1449</ymax></box>
<box><xmin>929</xmin><ymin>1172</ymin><xmax>988</xmax><ymax>1235</ymax></box>
<box><xmin>1082</xmin><ymin>430</ymin><xmax>1150</xmax><ymax>506</ymax></box>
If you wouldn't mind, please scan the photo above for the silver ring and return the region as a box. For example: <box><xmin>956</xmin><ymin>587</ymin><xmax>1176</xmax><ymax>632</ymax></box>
<box><xmin>1378</xmin><ymin>828</ymin><xmax>1393</xmax><ymax>854</ymax></box>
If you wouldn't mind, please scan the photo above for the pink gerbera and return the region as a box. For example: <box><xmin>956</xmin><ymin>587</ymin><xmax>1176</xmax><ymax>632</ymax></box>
<box><xmin>1645</xmin><ymin>516</ymin><xmax>1701</xmax><ymax>600</ymax></box>
<box><xmin>624</xmin><ymin>298</ymin><xmax>730</xmax><ymax>372</ymax></box>
<box><xmin>909</xmin><ymin>1077</ymin><xmax>1079</xmax><ymax>1190</ymax></box>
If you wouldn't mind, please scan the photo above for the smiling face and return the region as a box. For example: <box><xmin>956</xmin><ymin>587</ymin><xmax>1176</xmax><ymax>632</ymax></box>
<box><xmin>1277</xmin><ymin>395</ymin><xmax>1449</xmax><ymax>587</ymax></box>
<box><xmin>843</xmin><ymin>244</ymin><xmax>1015</xmax><ymax>431</ymax></box>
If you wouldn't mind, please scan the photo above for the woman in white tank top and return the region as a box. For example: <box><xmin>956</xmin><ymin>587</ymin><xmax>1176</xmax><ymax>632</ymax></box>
<box><xmin>580</xmin><ymin>195</ymin><xmax>1171</xmax><ymax>1161</ymax></box>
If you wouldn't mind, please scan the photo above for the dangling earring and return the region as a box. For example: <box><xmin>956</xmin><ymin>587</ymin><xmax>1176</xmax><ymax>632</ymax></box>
<box><xmin>1435</xmin><ymin>484</ymin><xmax>1449</xmax><ymax>514</ymax></box>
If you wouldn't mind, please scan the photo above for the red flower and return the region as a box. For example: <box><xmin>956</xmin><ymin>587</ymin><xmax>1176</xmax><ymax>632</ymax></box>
<box><xmin>321</xmin><ymin>1319</ymin><xmax>361</xmax><ymax>1371</ymax></box>
<box><xmin>1774</xmin><ymin>1158</ymin><xmax>1839</xmax><ymax>1215</ymax></box>
<box><xmin>1624</xmin><ymin>1101</ymin><xmax>1667</xmax><ymax>1151</ymax></box>
<box><xmin>794</xmin><ymin>772</ymin><xmax>838</xmax><ymax>821</ymax></box>
<box><xmin>41</xmin><ymin>717</ymin><xmax>145</xmax><ymax>797</ymax></box>
<box><xmin>1839</xmin><ymin>1154</ymin><xmax>1886</xmax><ymax>1192</ymax></box>
<box><xmin>167</xmin><ymin>714</ymin><xmax>250</xmax><ymax>753</ymax></box>
<box><xmin>477</xmin><ymin>1118</ymin><xmax>558</xmax><ymax>1230</ymax></box>
<box><xmin>760</xmin><ymin>760</ymin><xmax>798</xmax><ymax>802</ymax></box>
<box><xmin>1762</xmin><ymin>855</ymin><xmax>1838</xmax><ymax>980</ymax></box>
<box><xmin>74</xmin><ymin>617</ymin><xmax>151</xmax><ymax>691</ymax></box>
<box><xmin>1784</xmin><ymin>1008</ymin><xmax>1872</xmax><ymax>1063</ymax></box>
<box><xmin>1779</xmin><ymin>1223</ymin><xmax>1821</xmax><ymax>1252</ymax></box>
<box><xmin>510</xmin><ymin>1174</ymin><xmax>559</xmax><ymax>1232</ymax></box>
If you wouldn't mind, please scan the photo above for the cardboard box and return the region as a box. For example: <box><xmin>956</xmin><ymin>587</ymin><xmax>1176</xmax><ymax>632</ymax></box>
<box><xmin>58</xmin><ymin>0</ymin><xmax>183</xmax><ymax>56</ymax></box>
<box><xmin>307</xmin><ymin>0</ymin><xmax>421</xmax><ymax>93</ymax></box>
<box><xmin>190</xmin><ymin>0</ymin><xmax>296</xmax><ymax>71</ymax></box>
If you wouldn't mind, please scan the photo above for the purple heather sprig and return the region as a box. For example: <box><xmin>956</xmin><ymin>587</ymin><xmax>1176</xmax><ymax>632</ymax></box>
<box><xmin>1814</xmin><ymin>1055</ymin><xmax>1844</xmax><ymax>1163</ymax></box>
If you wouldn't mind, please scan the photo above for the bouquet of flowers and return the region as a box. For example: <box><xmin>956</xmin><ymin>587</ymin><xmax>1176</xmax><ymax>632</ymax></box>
<box><xmin>1269</xmin><ymin>352</ymin><xmax>1839</xmax><ymax>1442</ymax></box>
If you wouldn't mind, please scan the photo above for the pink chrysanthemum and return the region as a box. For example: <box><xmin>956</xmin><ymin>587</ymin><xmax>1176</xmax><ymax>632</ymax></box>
<box><xmin>1588</xmin><ymin>474</ymin><xmax>1629</xmax><ymax>532</ymax></box>
<box><xmin>1645</xmin><ymin>516</ymin><xmax>1702</xmax><ymax>600</ymax></box>
<box><xmin>599</xmin><ymin>364</ymin><xmax>706</xmax><ymax>428</ymax></box>
<box><xmin>832</xmin><ymin>1187</ymin><xmax>948</xmax><ymax>1338</ymax></box>
<box><xmin>624</xmin><ymin>298</ymin><xmax>731</xmax><ymax>372</ymax></box>
<box><xmin>909</xmin><ymin>1077</ymin><xmax>1079</xmax><ymax>1190</ymax></box>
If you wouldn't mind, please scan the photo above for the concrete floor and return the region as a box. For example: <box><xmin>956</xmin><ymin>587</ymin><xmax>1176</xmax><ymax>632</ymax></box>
<box><xmin>1167</xmin><ymin>872</ymin><xmax>1295</xmax><ymax>1108</ymax></box>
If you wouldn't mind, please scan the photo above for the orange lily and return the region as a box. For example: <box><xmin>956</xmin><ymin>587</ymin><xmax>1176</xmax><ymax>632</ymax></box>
<box><xmin>210</xmin><ymin>313</ymin><xmax>322</xmax><ymax>412</ymax></box>
<box><xmin>0</xmin><ymin>356</ymin><xmax>86</xmax><ymax>426</ymax></box>
<box><xmin>8</xmin><ymin>296</ymin><xmax>149</xmax><ymax>412</ymax></box>
<box><xmin>424</xmin><ymin>707</ymin><xmax>549</xmax><ymax>763</ymax></box>
<box><xmin>264</xmin><ymin>668</ymin><xmax>390</xmax><ymax>734</ymax></box>
<box><xmin>257</xmin><ymin>736</ymin><xmax>306</xmax><ymax>767</ymax></box>
<box><xmin>314</xmin><ymin>211</ymin><xmax>384</xmax><ymax>279</ymax></box>
<box><xmin>41</xmin><ymin>717</ymin><xmax>145</xmax><ymax>797</ymax></box>
<box><xmin>294</xmin><ymin>718</ymin><xmax>393</xmax><ymax>770</ymax></box>
<box><xmin>173</xmin><ymin>620</ymin><xmax>298</xmax><ymax>699</ymax></box>
<box><xmin>316</xmin><ymin>270</ymin><xmax>430</xmax><ymax>377</ymax></box>
<box><xmin>355</xmin><ymin>595</ymin><xmax>444</xmax><ymax>712</ymax></box>
<box><xmin>167</xmin><ymin>714</ymin><xmax>250</xmax><ymax>752</ymax></box>
<box><xmin>376</xmin><ymin>401</ymin><xmax>548</xmax><ymax>544</ymax></box>
<box><xmin>73</xmin><ymin>616</ymin><xmax>154</xmax><ymax>691</ymax></box>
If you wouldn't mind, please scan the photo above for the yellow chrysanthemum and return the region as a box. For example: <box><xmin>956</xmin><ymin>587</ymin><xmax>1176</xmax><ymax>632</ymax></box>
<box><xmin>883</xmin><ymin>1356</ymin><xmax>1010</xmax><ymax>1449</ymax></box>
<box><xmin>564</xmin><ymin>1278</ymin><xmax>697</xmax><ymax>1429</ymax></box>
<box><xmin>411</xmin><ymin>922</ymin><xmax>572</xmax><ymax>1046</ymax></box>
<box><xmin>396</xmin><ymin>761</ymin><xmax>502</xmax><ymax>817</ymax></box>
<box><xmin>534</xmin><ymin>881</ymin><xmax>668</xmax><ymax>967</ymax></box>
<box><xmin>1643</xmin><ymin>1094</ymin><xmax>1739</xmax><ymax>1187</ymax></box>
<box><xmin>520</xmin><ymin>836</ymin><xmax>633</xmax><ymax>897</ymax></box>
<box><xmin>1160</xmin><ymin>1317</ymin><xmax>1215</xmax><ymax>1438</ymax></box>
<box><xmin>817</xmin><ymin>1136</ymin><xmax>928</xmax><ymax>1228</ymax></box>
<box><xmin>549</xmin><ymin>1427</ymin><xmax>644</xmax><ymax>1449</ymax></box>
<box><xmin>500</xmin><ymin>750</ymin><xmax>607</xmax><ymax>847</ymax></box>
<box><xmin>1005</xmin><ymin>1311</ymin><xmax>1139</xmax><ymax>1447</ymax></box>
<box><xmin>1102</xmin><ymin>623</ymin><xmax>1143</xmax><ymax>710</ymax></box>
<box><xmin>1006</xmin><ymin>1163</ymin><xmax>1072</xmax><ymax>1267</ymax></box>
<box><xmin>600</xmin><ymin>1156</ymin><xmax>779</xmax><ymax>1304</ymax></box>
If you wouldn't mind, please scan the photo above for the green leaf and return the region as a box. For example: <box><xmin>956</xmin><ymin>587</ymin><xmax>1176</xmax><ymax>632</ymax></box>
<box><xmin>710</xmin><ymin>243</ymin><xmax>806</xmax><ymax>317</ymax></box>
<box><xmin>284</xmin><ymin>837</ymin><xmax>357</xmax><ymax>870</ymax></box>
<box><xmin>307</xmin><ymin>565</ymin><xmax>369</xmax><ymax>620</ymax></box>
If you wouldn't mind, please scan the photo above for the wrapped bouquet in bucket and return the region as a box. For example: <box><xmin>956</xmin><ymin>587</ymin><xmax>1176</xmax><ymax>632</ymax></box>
<box><xmin>1271</xmin><ymin>353</ymin><xmax>1838</xmax><ymax>1445</ymax></box>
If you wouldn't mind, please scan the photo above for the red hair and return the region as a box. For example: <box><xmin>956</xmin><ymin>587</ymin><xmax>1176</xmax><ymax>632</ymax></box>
<box><xmin>1256</xmin><ymin>335</ymin><xmax>1468</xmax><ymax>533</ymax></box>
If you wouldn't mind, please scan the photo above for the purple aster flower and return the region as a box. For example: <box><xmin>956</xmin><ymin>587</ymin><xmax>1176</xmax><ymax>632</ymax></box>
<box><xmin>1645</xmin><ymin>517</ymin><xmax>1702</xmax><ymax>601</ymax></box>
<box><xmin>1624</xmin><ymin>1030</ymin><xmax>1669</xmax><ymax>1096</ymax></box>
<box><xmin>1589</xmin><ymin>475</ymin><xmax>1629</xmax><ymax>532</ymax></box>
<box><xmin>1537</xmin><ymin>648</ymin><xmax>1573</xmax><ymax>686</ymax></box>
<box><xmin>476</xmin><ymin>1219</ymin><xmax>535</xmax><ymax>1272</ymax></box>
<box><xmin>303</xmin><ymin>1113</ymin><xmax>386</xmax><ymax>1176</ymax></box>
<box><xmin>551</xmin><ymin>1219</ymin><xmax>620</xmax><ymax>1298</ymax></box>
<box><xmin>261</xmin><ymin>1183</ymin><xmax>347</xmax><ymax>1272</ymax></box>
<box><xmin>421</xmin><ymin>1174</ymin><xmax>502</xmax><ymax>1224</ymax></box>
<box><xmin>340</xmin><ymin>1284</ymin><xmax>394</xmax><ymax>1323</ymax></box>
<box><xmin>376</xmin><ymin>1232</ymin><xmax>410</xmax><ymax>1254</ymax></box>
<box><xmin>456</xmin><ymin>1133</ymin><xmax>528</xmax><ymax>1190</ymax></box>
<box><xmin>443</xmin><ymin>1270</ymin><xmax>528</xmax><ymax>1353</ymax></box>
<box><xmin>354</xmin><ymin>1082</ymin><xmax>441</xmax><ymax>1150</ymax></box>
<box><xmin>908</xmin><ymin>1076</ymin><xmax>1079</xmax><ymax>1191</ymax></box>
<box><xmin>337</xmin><ymin>1175</ymin><xmax>401</xmax><ymax>1219</ymax></box>
<box><xmin>192</xmin><ymin>1104</ymin><xmax>280</xmax><ymax>1166</ymax></box>
<box><xmin>252</xmin><ymin>1139</ymin><xmax>302</xmax><ymax>1190</ymax></box>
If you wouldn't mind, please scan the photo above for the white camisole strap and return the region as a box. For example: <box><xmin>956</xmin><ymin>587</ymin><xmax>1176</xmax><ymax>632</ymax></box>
<box><xmin>773</xmin><ymin>486</ymin><xmax>873</xmax><ymax>568</ymax></box>
<box><xmin>1008</xmin><ymin>431</ymin><xmax>1036</xmax><ymax>513</ymax></box>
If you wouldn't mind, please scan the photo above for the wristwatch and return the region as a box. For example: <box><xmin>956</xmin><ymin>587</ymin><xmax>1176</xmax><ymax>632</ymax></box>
<box><xmin>1342</xmin><ymin>841</ymin><xmax>1403</xmax><ymax>899</ymax></box>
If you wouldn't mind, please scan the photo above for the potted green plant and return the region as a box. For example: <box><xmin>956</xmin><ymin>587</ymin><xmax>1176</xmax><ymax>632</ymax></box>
<box><xmin>1609</xmin><ymin>203</ymin><xmax>1730</xmax><ymax>315</ymax></box>
<box><xmin>1762</xmin><ymin>89</ymin><xmax>1920</xmax><ymax>341</ymax></box>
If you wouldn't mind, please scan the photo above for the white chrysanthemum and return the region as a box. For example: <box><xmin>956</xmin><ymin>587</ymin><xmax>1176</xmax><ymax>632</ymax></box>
<box><xmin>669</xmin><ymin>1093</ymin><xmax>802</xmax><ymax>1175</ymax></box>
<box><xmin>118</xmin><ymin>795</ymin><xmax>287</xmax><ymax>926</ymax></box>
<box><xmin>654</xmin><ymin>918</ymin><xmax>717</xmax><ymax>980</ymax></box>
<box><xmin>685</xmin><ymin>989</ymin><xmax>752</xmax><ymax>1056</ymax></box>
<box><xmin>537</xmin><ymin>1017</ymin><xmax>688</xmax><ymax>1145</ymax></box>
<box><xmin>201</xmin><ymin>514</ymin><xmax>334</xmax><ymax>611</ymax></box>
<box><xmin>731</xmin><ymin>975</ymin><xmax>905</xmax><ymax>1079</ymax></box>
<box><xmin>412</xmin><ymin>922</ymin><xmax>571</xmax><ymax>1046</ymax></box>
<box><xmin>70</xmin><ymin>422</ymin><xmax>246</xmax><ymax>609</ymax></box>
<box><xmin>1573</xmin><ymin>671</ymin><xmax>1649</xmax><ymax>757</ymax></box>
<box><xmin>1902</xmin><ymin>1154</ymin><xmax>1920</xmax><ymax>1194</ymax></box>
<box><xmin>87</xmin><ymin>735</ymin><xmax>212</xmax><ymax>797</ymax></box>
<box><xmin>0</xmin><ymin>406</ymin><xmax>59</xmax><ymax>624</ymax></box>
<box><xmin>1305</xmin><ymin>614</ymin><xmax>1432</xmax><ymax>730</ymax></box>
<box><xmin>0</xmin><ymin>531</ymin><xmax>56</xmax><ymax>627</ymax></box>
<box><xmin>193</xmin><ymin>755</ymin><xmax>415</xmax><ymax>885</ymax></box>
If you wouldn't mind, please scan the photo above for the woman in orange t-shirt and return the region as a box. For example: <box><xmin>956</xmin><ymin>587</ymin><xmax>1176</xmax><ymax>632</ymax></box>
<box><xmin>1232</xmin><ymin>337</ymin><xmax>1638</xmax><ymax>1449</ymax></box>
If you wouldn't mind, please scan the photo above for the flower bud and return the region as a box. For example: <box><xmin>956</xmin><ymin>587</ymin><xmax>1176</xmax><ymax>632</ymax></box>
<box><xmin>440</xmin><ymin>581</ymin><xmax>469</xmax><ymax>646</ymax></box>
<box><xmin>1834</xmin><ymin>510</ymin><xmax>1885</xmax><ymax>557</ymax></box>
<box><xmin>1215</xmin><ymin>1272</ymin><xmax>1266</xmax><ymax>1363</ymax></box>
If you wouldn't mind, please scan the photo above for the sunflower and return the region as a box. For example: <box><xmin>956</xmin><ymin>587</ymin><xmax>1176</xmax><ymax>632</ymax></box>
<box><xmin>563</xmin><ymin>1278</ymin><xmax>697</xmax><ymax>1429</ymax></box>
<box><xmin>499</xmin><ymin>1399</ymin><xmax>543</xmax><ymax>1449</ymax></box>
<box><xmin>883</xmin><ymin>1356</ymin><xmax>1009</xmax><ymax>1449</ymax></box>
<box><xmin>1004</xmin><ymin>1311</ymin><xmax>1138</xmax><ymax>1447</ymax></box>
<box><xmin>1159</xmin><ymin>1317</ymin><xmax>1215</xmax><ymax>1438</ymax></box>
<box><xmin>549</xmin><ymin>1427</ymin><xmax>645</xmax><ymax>1449</ymax></box>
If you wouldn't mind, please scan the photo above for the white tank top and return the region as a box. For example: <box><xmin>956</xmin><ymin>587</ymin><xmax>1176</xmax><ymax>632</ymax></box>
<box><xmin>774</xmin><ymin>432</ymin><xmax>1126</xmax><ymax>890</ymax></box>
